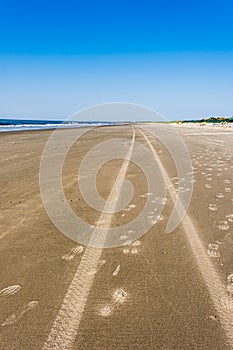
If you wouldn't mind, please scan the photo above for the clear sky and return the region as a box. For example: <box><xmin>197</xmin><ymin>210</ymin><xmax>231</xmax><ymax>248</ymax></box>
<box><xmin>1</xmin><ymin>0</ymin><xmax>233</xmax><ymax>121</ymax></box>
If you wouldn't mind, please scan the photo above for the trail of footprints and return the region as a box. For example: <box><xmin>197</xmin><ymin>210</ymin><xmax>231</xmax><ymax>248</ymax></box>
<box><xmin>98</xmin><ymin>237</ymin><xmax>142</xmax><ymax>318</ymax></box>
<box><xmin>121</xmin><ymin>192</ymin><xmax>166</xmax><ymax>226</ymax></box>
<box><xmin>2</xmin><ymin>144</ymin><xmax>233</xmax><ymax>330</ymax></box>
<box><xmin>97</xmin><ymin>186</ymin><xmax>187</xmax><ymax>317</ymax></box>
<box><xmin>98</xmin><ymin>238</ymin><xmax>142</xmax><ymax>317</ymax></box>
<box><xmin>0</xmin><ymin>284</ymin><xmax>38</xmax><ymax>327</ymax></box>
<box><xmin>0</xmin><ymin>244</ymin><xmax>86</xmax><ymax>327</ymax></box>
<box><xmin>102</xmin><ymin>176</ymin><xmax>173</xmax><ymax>315</ymax></box>
<box><xmin>193</xmin><ymin>144</ymin><xmax>233</xmax><ymax>301</ymax></box>
<box><xmin>0</xmin><ymin>190</ymin><xmax>156</xmax><ymax>329</ymax></box>
<box><xmin>194</xmin><ymin>145</ymin><xmax>233</xmax><ymax>238</ymax></box>
<box><xmin>98</xmin><ymin>188</ymin><xmax>169</xmax><ymax>317</ymax></box>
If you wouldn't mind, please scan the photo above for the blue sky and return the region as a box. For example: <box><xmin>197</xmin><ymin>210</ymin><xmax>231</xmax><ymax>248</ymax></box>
<box><xmin>0</xmin><ymin>0</ymin><xmax>233</xmax><ymax>120</ymax></box>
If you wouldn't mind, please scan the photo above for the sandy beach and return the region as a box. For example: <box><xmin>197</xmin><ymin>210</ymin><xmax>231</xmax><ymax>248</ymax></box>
<box><xmin>1</xmin><ymin>124</ymin><xmax>233</xmax><ymax>349</ymax></box>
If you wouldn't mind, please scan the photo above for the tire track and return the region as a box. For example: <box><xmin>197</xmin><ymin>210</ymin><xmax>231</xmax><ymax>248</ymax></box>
<box><xmin>139</xmin><ymin>126</ymin><xmax>233</xmax><ymax>349</ymax></box>
<box><xmin>42</xmin><ymin>129</ymin><xmax>135</xmax><ymax>350</ymax></box>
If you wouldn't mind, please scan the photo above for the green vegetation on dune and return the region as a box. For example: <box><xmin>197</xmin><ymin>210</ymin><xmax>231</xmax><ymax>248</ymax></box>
<box><xmin>176</xmin><ymin>116</ymin><xmax>233</xmax><ymax>124</ymax></box>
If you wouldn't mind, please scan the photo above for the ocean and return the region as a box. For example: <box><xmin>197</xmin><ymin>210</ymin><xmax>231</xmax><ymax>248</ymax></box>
<box><xmin>0</xmin><ymin>119</ymin><xmax>116</xmax><ymax>132</ymax></box>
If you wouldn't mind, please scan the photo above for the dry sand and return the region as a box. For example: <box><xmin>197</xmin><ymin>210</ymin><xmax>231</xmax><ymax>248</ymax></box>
<box><xmin>0</xmin><ymin>125</ymin><xmax>233</xmax><ymax>349</ymax></box>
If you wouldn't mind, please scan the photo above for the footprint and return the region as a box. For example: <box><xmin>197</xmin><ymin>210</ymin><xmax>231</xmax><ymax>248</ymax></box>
<box><xmin>207</xmin><ymin>249</ymin><xmax>220</xmax><ymax>258</ymax></box>
<box><xmin>123</xmin><ymin>248</ymin><xmax>130</xmax><ymax>254</ymax></box>
<box><xmin>100</xmin><ymin>305</ymin><xmax>112</xmax><ymax>317</ymax></box>
<box><xmin>113</xmin><ymin>288</ymin><xmax>127</xmax><ymax>304</ymax></box>
<box><xmin>123</xmin><ymin>240</ymin><xmax>141</xmax><ymax>255</ymax></box>
<box><xmin>0</xmin><ymin>285</ymin><xmax>21</xmax><ymax>297</ymax></box>
<box><xmin>208</xmin><ymin>243</ymin><xmax>219</xmax><ymax>250</ymax></box>
<box><xmin>132</xmin><ymin>240</ymin><xmax>141</xmax><ymax>247</ymax></box>
<box><xmin>124</xmin><ymin>207</ymin><xmax>131</xmax><ymax>212</ymax></box>
<box><xmin>161</xmin><ymin>198</ymin><xmax>167</xmax><ymax>205</ymax></box>
<box><xmin>226</xmin><ymin>214</ymin><xmax>233</xmax><ymax>222</ymax></box>
<box><xmin>123</xmin><ymin>247</ymin><xmax>138</xmax><ymax>254</ymax></box>
<box><xmin>224</xmin><ymin>179</ymin><xmax>231</xmax><ymax>184</ymax></box>
<box><xmin>218</xmin><ymin>221</ymin><xmax>229</xmax><ymax>230</ymax></box>
<box><xmin>225</xmin><ymin>188</ymin><xmax>232</xmax><ymax>193</ymax></box>
<box><xmin>112</xmin><ymin>265</ymin><xmax>121</xmax><ymax>276</ymax></box>
<box><xmin>207</xmin><ymin>243</ymin><xmax>220</xmax><ymax>258</ymax></box>
<box><xmin>124</xmin><ymin>203</ymin><xmax>137</xmax><ymax>211</ymax></box>
<box><xmin>209</xmin><ymin>204</ymin><xmax>218</xmax><ymax>211</ymax></box>
<box><xmin>99</xmin><ymin>288</ymin><xmax>127</xmax><ymax>317</ymax></box>
<box><xmin>216</xmin><ymin>193</ymin><xmax>224</xmax><ymax>199</ymax></box>
<box><xmin>205</xmin><ymin>184</ymin><xmax>212</xmax><ymax>189</ymax></box>
<box><xmin>2</xmin><ymin>301</ymin><xmax>38</xmax><ymax>326</ymax></box>
<box><xmin>216</xmin><ymin>240</ymin><xmax>223</xmax><ymax>245</ymax></box>
<box><xmin>61</xmin><ymin>246</ymin><xmax>84</xmax><ymax>261</ymax></box>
